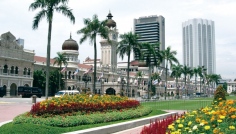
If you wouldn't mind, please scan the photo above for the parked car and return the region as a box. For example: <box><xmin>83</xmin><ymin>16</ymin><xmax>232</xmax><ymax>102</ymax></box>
<box><xmin>151</xmin><ymin>95</ymin><xmax>159</xmax><ymax>100</ymax></box>
<box><xmin>54</xmin><ymin>90</ymin><xmax>80</xmax><ymax>97</ymax></box>
<box><xmin>18</xmin><ymin>86</ymin><xmax>42</xmax><ymax>98</ymax></box>
<box><xmin>142</xmin><ymin>95</ymin><xmax>148</xmax><ymax>99</ymax></box>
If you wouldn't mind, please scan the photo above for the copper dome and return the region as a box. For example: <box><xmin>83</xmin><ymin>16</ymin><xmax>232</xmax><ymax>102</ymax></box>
<box><xmin>106</xmin><ymin>12</ymin><xmax>116</xmax><ymax>28</ymax></box>
<box><xmin>62</xmin><ymin>35</ymin><xmax>79</xmax><ymax>51</ymax></box>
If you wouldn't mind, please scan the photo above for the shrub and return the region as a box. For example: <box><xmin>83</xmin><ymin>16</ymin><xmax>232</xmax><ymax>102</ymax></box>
<box><xmin>30</xmin><ymin>94</ymin><xmax>140</xmax><ymax>116</ymax></box>
<box><xmin>213</xmin><ymin>85</ymin><xmax>227</xmax><ymax>104</ymax></box>
<box><xmin>13</xmin><ymin>106</ymin><xmax>152</xmax><ymax>127</ymax></box>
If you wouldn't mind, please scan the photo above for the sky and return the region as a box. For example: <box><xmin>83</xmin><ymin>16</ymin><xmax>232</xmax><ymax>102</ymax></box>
<box><xmin>0</xmin><ymin>0</ymin><xmax>235</xmax><ymax>80</ymax></box>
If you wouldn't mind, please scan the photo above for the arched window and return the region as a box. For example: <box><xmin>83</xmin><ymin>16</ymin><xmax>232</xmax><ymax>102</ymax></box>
<box><xmin>27</xmin><ymin>68</ymin><xmax>31</xmax><ymax>75</ymax></box>
<box><xmin>68</xmin><ymin>71</ymin><xmax>71</xmax><ymax>79</ymax></box>
<box><xmin>23</xmin><ymin>68</ymin><xmax>27</xmax><ymax>75</ymax></box>
<box><xmin>10</xmin><ymin>66</ymin><xmax>14</xmax><ymax>74</ymax></box>
<box><xmin>3</xmin><ymin>65</ymin><xmax>8</xmax><ymax>74</ymax></box>
<box><xmin>15</xmin><ymin>66</ymin><xmax>18</xmax><ymax>74</ymax></box>
<box><xmin>72</xmin><ymin>72</ymin><xmax>74</xmax><ymax>79</ymax></box>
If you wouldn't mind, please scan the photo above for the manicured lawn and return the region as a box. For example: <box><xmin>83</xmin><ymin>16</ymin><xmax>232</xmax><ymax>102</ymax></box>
<box><xmin>140</xmin><ymin>95</ymin><xmax>236</xmax><ymax>111</ymax></box>
<box><xmin>0</xmin><ymin>107</ymin><xmax>166</xmax><ymax>134</ymax></box>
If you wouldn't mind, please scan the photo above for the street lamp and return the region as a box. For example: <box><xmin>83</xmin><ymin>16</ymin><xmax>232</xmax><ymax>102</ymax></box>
<box><xmin>82</xmin><ymin>74</ymin><xmax>90</xmax><ymax>94</ymax></box>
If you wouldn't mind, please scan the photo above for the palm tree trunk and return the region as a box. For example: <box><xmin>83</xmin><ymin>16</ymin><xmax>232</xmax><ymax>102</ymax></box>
<box><xmin>59</xmin><ymin>65</ymin><xmax>61</xmax><ymax>91</ymax></box>
<box><xmin>195</xmin><ymin>75</ymin><xmax>197</xmax><ymax>91</ymax></box>
<box><xmin>127</xmin><ymin>51</ymin><xmax>130</xmax><ymax>97</ymax></box>
<box><xmin>165</xmin><ymin>62</ymin><xmax>168</xmax><ymax>100</ymax></box>
<box><xmin>148</xmin><ymin>65</ymin><xmax>151</xmax><ymax>99</ymax></box>
<box><xmin>45</xmin><ymin>20</ymin><xmax>52</xmax><ymax>99</ymax></box>
<box><xmin>184</xmin><ymin>76</ymin><xmax>187</xmax><ymax>96</ymax></box>
<box><xmin>93</xmin><ymin>37</ymin><xmax>97</xmax><ymax>94</ymax></box>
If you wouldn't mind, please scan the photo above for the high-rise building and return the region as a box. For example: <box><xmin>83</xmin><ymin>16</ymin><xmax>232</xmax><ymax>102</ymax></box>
<box><xmin>133</xmin><ymin>15</ymin><xmax>165</xmax><ymax>68</ymax></box>
<box><xmin>182</xmin><ymin>18</ymin><xmax>215</xmax><ymax>74</ymax></box>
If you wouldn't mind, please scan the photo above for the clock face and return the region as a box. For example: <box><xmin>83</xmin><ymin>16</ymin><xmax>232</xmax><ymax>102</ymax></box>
<box><xmin>112</xmin><ymin>34</ymin><xmax>116</xmax><ymax>40</ymax></box>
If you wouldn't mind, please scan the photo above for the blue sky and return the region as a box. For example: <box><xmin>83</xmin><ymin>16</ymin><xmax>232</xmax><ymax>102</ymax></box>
<box><xmin>0</xmin><ymin>0</ymin><xmax>235</xmax><ymax>80</ymax></box>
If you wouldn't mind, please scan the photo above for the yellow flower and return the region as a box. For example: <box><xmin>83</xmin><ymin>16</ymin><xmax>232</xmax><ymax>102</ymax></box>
<box><xmin>188</xmin><ymin>121</ymin><xmax>192</xmax><ymax>126</ymax></box>
<box><xmin>219</xmin><ymin>115</ymin><xmax>225</xmax><ymax>119</ymax></box>
<box><xmin>176</xmin><ymin>119</ymin><xmax>180</xmax><ymax>123</ymax></box>
<box><xmin>217</xmin><ymin>119</ymin><xmax>222</xmax><ymax>123</ymax></box>
<box><xmin>178</xmin><ymin>124</ymin><xmax>183</xmax><ymax>128</ymax></box>
<box><xmin>229</xmin><ymin>126</ymin><xmax>235</xmax><ymax>130</ymax></box>
<box><xmin>219</xmin><ymin>98</ymin><xmax>222</xmax><ymax>100</ymax></box>
<box><xmin>231</xmin><ymin>115</ymin><xmax>236</xmax><ymax>119</ymax></box>
<box><xmin>204</xmin><ymin>125</ymin><xmax>210</xmax><ymax>130</ymax></box>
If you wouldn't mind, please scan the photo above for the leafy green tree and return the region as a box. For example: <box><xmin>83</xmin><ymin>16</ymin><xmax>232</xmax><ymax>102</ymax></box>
<box><xmin>117</xmin><ymin>32</ymin><xmax>142</xmax><ymax>96</ymax></box>
<box><xmin>49</xmin><ymin>69</ymin><xmax>64</xmax><ymax>95</ymax></box>
<box><xmin>171</xmin><ymin>64</ymin><xmax>183</xmax><ymax>98</ymax></box>
<box><xmin>160</xmin><ymin>46</ymin><xmax>179</xmax><ymax>100</ymax></box>
<box><xmin>53</xmin><ymin>52</ymin><xmax>67</xmax><ymax>91</ymax></box>
<box><xmin>33</xmin><ymin>70</ymin><xmax>46</xmax><ymax>95</ymax></box>
<box><xmin>77</xmin><ymin>15</ymin><xmax>109</xmax><ymax>94</ymax></box>
<box><xmin>29</xmin><ymin>0</ymin><xmax>75</xmax><ymax>99</ymax></box>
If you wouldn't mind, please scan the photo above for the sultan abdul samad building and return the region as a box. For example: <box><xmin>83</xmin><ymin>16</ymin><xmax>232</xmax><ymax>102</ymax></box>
<box><xmin>0</xmin><ymin>12</ymin><xmax>163</xmax><ymax>97</ymax></box>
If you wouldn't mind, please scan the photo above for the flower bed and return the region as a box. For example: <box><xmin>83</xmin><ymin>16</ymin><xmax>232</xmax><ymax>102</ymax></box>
<box><xmin>30</xmin><ymin>94</ymin><xmax>140</xmax><ymax>116</ymax></box>
<box><xmin>13</xmin><ymin>106</ymin><xmax>152</xmax><ymax>127</ymax></box>
<box><xmin>141</xmin><ymin>99</ymin><xmax>236</xmax><ymax>134</ymax></box>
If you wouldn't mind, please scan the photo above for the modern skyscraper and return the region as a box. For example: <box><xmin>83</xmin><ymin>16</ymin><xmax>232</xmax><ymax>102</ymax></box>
<box><xmin>133</xmin><ymin>15</ymin><xmax>165</xmax><ymax>68</ymax></box>
<box><xmin>182</xmin><ymin>18</ymin><xmax>215</xmax><ymax>74</ymax></box>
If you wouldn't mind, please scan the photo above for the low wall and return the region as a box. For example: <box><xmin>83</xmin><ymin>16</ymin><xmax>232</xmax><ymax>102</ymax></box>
<box><xmin>63</xmin><ymin>112</ymin><xmax>178</xmax><ymax>134</ymax></box>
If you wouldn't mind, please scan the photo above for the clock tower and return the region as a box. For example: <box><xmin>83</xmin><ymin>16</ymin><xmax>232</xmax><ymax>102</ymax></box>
<box><xmin>100</xmin><ymin>11</ymin><xmax>118</xmax><ymax>71</ymax></box>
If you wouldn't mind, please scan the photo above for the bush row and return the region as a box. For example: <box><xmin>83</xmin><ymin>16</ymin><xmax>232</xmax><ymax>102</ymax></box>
<box><xmin>30</xmin><ymin>95</ymin><xmax>140</xmax><ymax>116</ymax></box>
<box><xmin>14</xmin><ymin>106</ymin><xmax>152</xmax><ymax>127</ymax></box>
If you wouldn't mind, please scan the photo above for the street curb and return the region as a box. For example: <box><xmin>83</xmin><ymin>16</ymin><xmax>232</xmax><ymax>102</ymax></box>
<box><xmin>0</xmin><ymin>120</ymin><xmax>12</xmax><ymax>127</ymax></box>
<box><xmin>63</xmin><ymin>112</ymin><xmax>178</xmax><ymax>134</ymax></box>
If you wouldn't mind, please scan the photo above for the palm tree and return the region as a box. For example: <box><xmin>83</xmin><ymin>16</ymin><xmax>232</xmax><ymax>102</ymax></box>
<box><xmin>151</xmin><ymin>72</ymin><xmax>162</xmax><ymax>96</ymax></box>
<box><xmin>135</xmin><ymin>71</ymin><xmax>143</xmax><ymax>87</ymax></box>
<box><xmin>53</xmin><ymin>52</ymin><xmax>67</xmax><ymax>91</ymax></box>
<box><xmin>193</xmin><ymin>67</ymin><xmax>199</xmax><ymax>91</ymax></box>
<box><xmin>210</xmin><ymin>74</ymin><xmax>222</xmax><ymax>87</ymax></box>
<box><xmin>160</xmin><ymin>46</ymin><xmax>179</xmax><ymax>100</ymax></box>
<box><xmin>29</xmin><ymin>0</ymin><xmax>75</xmax><ymax>99</ymax></box>
<box><xmin>117</xmin><ymin>32</ymin><xmax>142</xmax><ymax>97</ymax></box>
<box><xmin>198</xmin><ymin>66</ymin><xmax>207</xmax><ymax>95</ymax></box>
<box><xmin>182</xmin><ymin>65</ymin><xmax>193</xmax><ymax>96</ymax></box>
<box><xmin>77</xmin><ymin>15</ymin><xmax>109</xmax><ymax>94</ymax></box>
<box><xmin>140</xmin><ymin>42</ymin><xmax>163</xmax><ymax>99</ymax></box>
<box><xmin>170</xmin><ymin>64</ymin><xmax>183</xmax><ymax>98</ymax></box>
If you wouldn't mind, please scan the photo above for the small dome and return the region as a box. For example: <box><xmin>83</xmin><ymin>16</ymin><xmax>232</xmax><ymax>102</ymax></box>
<box><xmin>62</xmin><ymin>35</ymin><xmax>79</xmax><ymax>51</ymax></box>
<box><xmin>106</xmin><ymin>12</ymin><xmax>116</xmax><ymax>28</ymax></box>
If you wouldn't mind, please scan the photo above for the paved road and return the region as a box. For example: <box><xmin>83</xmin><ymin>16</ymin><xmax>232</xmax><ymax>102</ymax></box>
<box><xmin>0</xmin><ymin>97</ymin><xmax>46</xmax><ymax>123</ymax></box>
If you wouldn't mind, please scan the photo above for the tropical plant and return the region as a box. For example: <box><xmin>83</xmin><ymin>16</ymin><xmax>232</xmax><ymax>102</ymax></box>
<box><xmin>77</xmin><ymin>14</ymin><xmax>109</xmax><ymax>94</ymax></box>
<box><xmin>53</xmin><ymin>52</ymin><xmax>67</xmax><ymax>91</ymax></box>
<box><xmin>151</xmin><ymin>72</ymin><xmax>162</xmax><ymax>95</ymax></box>
<box><xmin>182</xmin><ymin>65</ymin><xmax>193</xmax><ymax>96</ymax></box>
<box><xmin>193</xmin><ymin>67</ymin><xmax>199</xmax><ymax>91</ymax></box>
<box><xmin>135</xmin><ymin>71</ymin><xmax>143</xmax><ymax>89</ymax></box>
<box><xmin>117</xmin><ymin>32</ymin><xmax>142</xmax><ymax>97</ymax></box>
<box><xmin>140</xmin><ymin>42</ymin><xmax>163</xmax><ymax>99</ymax></box>
<box><xmin>29</xmin><ymin>0</ymin><xmax>75</xmax><ymax>99</ymax></box>
<box><xmin>160</xmin><ymin>46</ymin><xmax>179</xmax><ymax>100</ymax></box>
<box><xmin>170</xmin><ymin>64</ymin><xmax>183</xmax><ymax>98</ymax></box>
<box><xmin>198</xmin><ymin>66</ymin><xmax>206</xmax><ymax>95</ymax></box>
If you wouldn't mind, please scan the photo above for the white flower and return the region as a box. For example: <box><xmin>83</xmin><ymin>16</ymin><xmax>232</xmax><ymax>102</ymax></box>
<box><xmin>193</xmin><ymin>125</ymin><xmax>198</xmax><ymax>130</ymax></box>
<box><xmin>200</xmin><ymin>123</ymin><xmax>204</xmax><ymax>126</ymax></box>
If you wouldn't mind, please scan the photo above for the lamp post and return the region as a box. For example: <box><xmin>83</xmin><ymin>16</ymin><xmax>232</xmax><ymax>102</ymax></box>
<box><xmin>82</xmin><ymin>74</ymin><xmax>90</xmax><ymax>94</ymax></box>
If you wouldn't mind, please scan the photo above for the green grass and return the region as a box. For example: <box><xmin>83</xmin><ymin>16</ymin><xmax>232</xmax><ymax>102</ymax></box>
<box><xmin>141</xmin><ymin>96</ymin><xmax>236</xmax><ymax>111</ymax></box>
<box><xmin>0</xmin><ymin>107</ymin><xmax>166</xmax><ymax>134</ymax></box>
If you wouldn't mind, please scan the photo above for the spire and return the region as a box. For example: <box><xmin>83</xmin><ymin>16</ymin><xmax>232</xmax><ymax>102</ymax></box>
<box><xmin>70</xmin><ymin>32</ymin><xmax>72</xmax><ymax>39</ymax></box>
<box><xmin>107</xmin><ymin>10</ymin><xmax>113</xmax><ymax>19</ymax></box>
